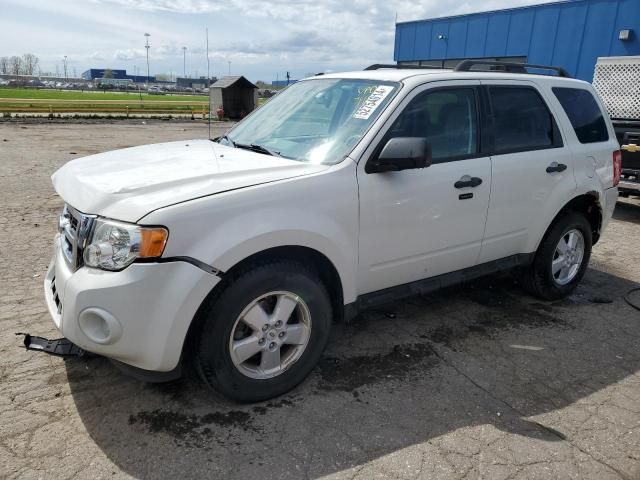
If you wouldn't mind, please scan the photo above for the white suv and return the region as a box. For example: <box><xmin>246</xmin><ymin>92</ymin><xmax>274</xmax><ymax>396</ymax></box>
<box><xmin>45</xmin><ymin>62</ymin><xmax>621</xmax><ymax>402</ymax></box>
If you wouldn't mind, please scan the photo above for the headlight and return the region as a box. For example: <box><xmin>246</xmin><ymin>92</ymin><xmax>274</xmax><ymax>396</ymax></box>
<box><xmin>83</xmin><ymin>218</ymin><xmax>168</xmax><ymax>271</ymax></box>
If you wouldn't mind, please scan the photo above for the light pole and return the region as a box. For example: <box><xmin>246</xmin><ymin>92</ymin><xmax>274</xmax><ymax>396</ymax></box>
<box><xmin>144</xmin><ymin>33</ymin><xmax>151</xmax><ymax>84</ymax></box>
<box><xmin>182</xmin><ymin>46</ymin><xmax>187</xmax><ymax>78</ymax></box>
<box><xmin>228</xmin><ymin>60</ymin><xmax>231</xmax><ymax>75</ymax></box>
<box><xmin>63</xmin><ymin>56</ymin><xmax>68</xmax><ymax>80</ymax></box>
<box><xmin>206</xmin><ymin>27</ymin><xmax>210</xmax><ymax>82</ymax></box>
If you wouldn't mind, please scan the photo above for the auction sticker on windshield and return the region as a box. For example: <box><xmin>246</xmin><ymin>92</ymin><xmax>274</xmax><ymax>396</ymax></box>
<box><xmin>353</xmin><ymin>85</ymin><xmax>395</xmax><ymax>120</ymax></box>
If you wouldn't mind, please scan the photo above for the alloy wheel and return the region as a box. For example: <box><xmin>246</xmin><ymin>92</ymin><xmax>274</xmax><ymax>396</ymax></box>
<box><xmin>552</xmin><ymin>228</ymin><xmax>585</xmax><ymax>286</ymax></box>
<box><xmin>228</xmin><ymin>291</ymin><xmax>312</xmax><ymax>379</ymax></box>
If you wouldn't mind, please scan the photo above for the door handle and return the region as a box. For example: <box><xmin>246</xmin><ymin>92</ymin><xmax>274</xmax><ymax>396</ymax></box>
<box><xmin>546</xmin><ymin>162</ymin><xmax>567</xmax><ymax>173</ymax></box>
<box><xmin>454</xmin><ymin>175</ymin><xmax>483</xmax><ymax>189</ymax></box>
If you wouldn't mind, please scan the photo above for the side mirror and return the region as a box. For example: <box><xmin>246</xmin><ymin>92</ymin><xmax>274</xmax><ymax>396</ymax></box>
<box><xmin>367</xmin><ymin>137</ymin><xmax>432</xmax><ymax>173</ymax></box>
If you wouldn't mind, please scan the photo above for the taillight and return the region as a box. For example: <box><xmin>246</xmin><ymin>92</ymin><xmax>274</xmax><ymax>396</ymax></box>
<box><xmin>613</xmin><ymin>150</ymin><xmax>622</xmax><ymax>187</ymax></box>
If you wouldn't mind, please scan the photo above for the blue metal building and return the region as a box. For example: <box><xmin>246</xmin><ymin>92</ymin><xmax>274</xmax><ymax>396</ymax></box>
<box><xmin>394</xmin><ymin>0</ymin><xmax>640</xmax><ymax>81</ymax></box>
<box><xmin>81</xmin><ymin>68</ymin><xmax>155</xmax><ymax>83</ymax></box>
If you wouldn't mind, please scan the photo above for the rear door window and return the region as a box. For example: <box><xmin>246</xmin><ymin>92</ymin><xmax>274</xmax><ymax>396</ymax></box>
<box><xmin>489</xmin><ymin>86</ymin><xmax>561</xmax><ymax>154</ymax></box>
<box><xmin>552</xmin><ymin>87</ymin><xmax>609</xmax><ymax>144</ymax></box>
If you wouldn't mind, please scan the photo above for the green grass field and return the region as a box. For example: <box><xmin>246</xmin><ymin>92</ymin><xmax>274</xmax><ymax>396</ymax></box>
<box><xmin>0</xmin><ymin>87</ymin><xmax>209</xmax><ymax>114</ymax></box>
<box><xmin>0</xmin><ymin>88</ymin><xmax>208</xmax><ymax>102</ymax></box>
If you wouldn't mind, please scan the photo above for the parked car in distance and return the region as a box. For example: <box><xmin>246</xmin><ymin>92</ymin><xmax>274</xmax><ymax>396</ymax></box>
<box><xmin>45</xmin><ymin>62</ymin><xmax>620</xmax><ymax>402</ymax></box>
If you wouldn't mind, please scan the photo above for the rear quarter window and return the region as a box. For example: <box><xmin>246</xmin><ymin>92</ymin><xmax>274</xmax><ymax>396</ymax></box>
<box><xmin>552</xmin><ymin>87</ymin><xmax>609</xmax><ymax>144</ymax></box>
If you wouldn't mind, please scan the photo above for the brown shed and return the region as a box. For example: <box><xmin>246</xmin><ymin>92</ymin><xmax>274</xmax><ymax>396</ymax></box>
<box><xmin>209</xmin><ymin>76</ymin><xmax>258</xmax><ymax>119</ymax></box>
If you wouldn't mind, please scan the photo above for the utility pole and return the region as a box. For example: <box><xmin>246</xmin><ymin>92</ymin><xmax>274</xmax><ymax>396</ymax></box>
<box><xmin>63</xmin><ymin>56</ymin><xmax>68</xmax><ymax>80</ymax></box>
<box><xmin>206</xmin><ymin>27</ymin><xmax>210</xmax><ymax>82</ymax></box>
<box><xmin>228</xmin><ymin>60</ymin><xmax>231</xmax><ymax>75</ymax></box>
<box><xmin>144</xmin><ymin>33</ymin><xmax>151</xmax><ymax>84</ymax></box>
<box><xmin>182</xmin><ymin>46</ymin><xmax>187</xmax><ymax>78</ymax></box>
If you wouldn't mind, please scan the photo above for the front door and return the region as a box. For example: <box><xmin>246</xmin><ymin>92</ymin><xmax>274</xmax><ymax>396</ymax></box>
<box><xmin>357</xmin><ymin>81</ymin><xmax>492</xmax><ymax>295</ymax></box>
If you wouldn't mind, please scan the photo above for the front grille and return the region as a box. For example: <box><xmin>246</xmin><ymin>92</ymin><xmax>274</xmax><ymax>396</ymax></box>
<box><xmin>51</xmin><ymin>276</ymin><xmax>62</xmax><ymax>315</ymax></box>
<box><xmin>59</xmin><ymin>204</ymin><xmax>95</xmax><ymax>272</ymax></box>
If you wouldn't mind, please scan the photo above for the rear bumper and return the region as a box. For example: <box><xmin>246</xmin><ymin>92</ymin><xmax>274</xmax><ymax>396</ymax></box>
<box><xmin>44</xmin><ymin>234</ymin><xmax>220</xmax><ymax>372</ymax></box>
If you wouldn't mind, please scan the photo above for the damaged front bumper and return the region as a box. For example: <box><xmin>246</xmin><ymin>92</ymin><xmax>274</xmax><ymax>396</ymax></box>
<box><xmin>42</xmin><ymin>233</ymin><xmax>220</xmax><ymax>372</ymax></box>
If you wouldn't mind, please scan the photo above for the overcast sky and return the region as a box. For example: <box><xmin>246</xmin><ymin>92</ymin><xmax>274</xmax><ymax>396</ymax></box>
<box><xmin>1</xmin><ymin>0</ymin><xmax>556</xmax><ymax>82</ymax></box>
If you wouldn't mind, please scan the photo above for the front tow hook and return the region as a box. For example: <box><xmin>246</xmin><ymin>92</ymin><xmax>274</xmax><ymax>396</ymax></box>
<box><xmin>16</xmin><ymin>333</ymin><xmax>89</xmax><ymax>357</ymax></box>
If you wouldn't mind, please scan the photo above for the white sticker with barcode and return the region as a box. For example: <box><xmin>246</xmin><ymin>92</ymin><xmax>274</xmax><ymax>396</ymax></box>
<box><xmin>353</xmin><ymin>85</ymin><xmax>394</xmax><ymax>120</ymax></box>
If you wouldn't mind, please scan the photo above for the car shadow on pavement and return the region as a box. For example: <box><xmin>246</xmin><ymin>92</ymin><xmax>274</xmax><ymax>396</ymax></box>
<box><xmin>613</xmin><ymin>198</ymin><xmax>640</xmax><ymax>225</ymax></box>
<box><xmin>64</xmin><ymin>268</ymin><xmax>640</xmax><ymax>479</ymax></box>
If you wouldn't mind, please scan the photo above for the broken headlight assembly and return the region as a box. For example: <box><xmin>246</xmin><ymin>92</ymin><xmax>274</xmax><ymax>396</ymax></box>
<box><xmin>83</xmin><ymin>219</ymin><xmax>168</xmax><ymax>271</ymax></box>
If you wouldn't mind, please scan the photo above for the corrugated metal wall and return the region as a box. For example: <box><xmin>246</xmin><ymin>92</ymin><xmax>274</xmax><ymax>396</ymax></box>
<box><xmin>394</xmin><ymin>0</ymin><xmax>640</xmax><ymax>81</ymax></box>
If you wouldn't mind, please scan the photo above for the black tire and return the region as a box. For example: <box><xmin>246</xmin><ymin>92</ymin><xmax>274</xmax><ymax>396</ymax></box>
<box><xmin>195</xmin><ymin>260</ymin><xmax>332</xmax><ymax>403</ymax></box>
<box><xmin>520</xmin><ymin>211</ymin><xmax>592</xmax><ymax>300</ymax></box>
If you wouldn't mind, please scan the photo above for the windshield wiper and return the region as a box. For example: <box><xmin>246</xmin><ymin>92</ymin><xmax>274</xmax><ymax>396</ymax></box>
<box><xmin>235</xmin><ymin>142</ymin><xmax>281</xmax><ymax>157</ymax></box>
<box><xmin>215</xmin><ymin>135</ymin><xmax>236</xmax><ymax>147</ymax></box>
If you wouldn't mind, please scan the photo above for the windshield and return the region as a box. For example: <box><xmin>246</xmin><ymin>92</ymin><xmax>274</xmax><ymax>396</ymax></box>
<box><xmin>221</xmin><ymin>78</ymin><xmax>399</xmax><ymax>164</ymax></box>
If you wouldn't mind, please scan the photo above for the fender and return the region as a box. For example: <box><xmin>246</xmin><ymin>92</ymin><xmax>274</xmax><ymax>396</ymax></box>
<box><xmin>210</xmin><ymin>230</ymin><xmax>357</xmax><ymax>304</ymax></box>
<box><xmin>141</xmin><ymin>160</ymin><xmax>360</xmax><ymax>304</ymax></box>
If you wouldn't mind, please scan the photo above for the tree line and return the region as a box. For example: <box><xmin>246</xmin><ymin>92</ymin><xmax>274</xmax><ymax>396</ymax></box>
<box><xmin>0</xmin><ymin>54</ymin><xmax>40</xmax><ymax>76</ymax></box>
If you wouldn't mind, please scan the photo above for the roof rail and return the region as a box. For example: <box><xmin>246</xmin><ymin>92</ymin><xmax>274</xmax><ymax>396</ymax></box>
<box><xmin>454</xmin><ymin>60</ymin><xmax>571</xmax><ymax>78</ymax></box>
<box><xmin>364</xmin><ymin>63</ymin><xmax>445</xmax><ymax>71</ymax></box>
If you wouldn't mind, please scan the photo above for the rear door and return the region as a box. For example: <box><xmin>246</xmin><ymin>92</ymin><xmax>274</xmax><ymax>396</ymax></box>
<box><xmin>478</xmin><ymin>80</ymin><xmax>576</xmax><ymax>263</ymax></box>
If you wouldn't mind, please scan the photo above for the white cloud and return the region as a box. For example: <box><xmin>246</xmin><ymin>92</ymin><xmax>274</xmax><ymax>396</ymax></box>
<box><xmin>2</xmin><ymin>0</ymin><xmax>559</xmax><ymax>80</ymax></box>
<box><xmin>114</xmin><ymin>48</ymin><xmax>146</xmax><ymax>61</ymax></box>
<box><xmin>89</xmin><ymin>0</ymin><xmax>225</xmax><ymax>13</ymax></box>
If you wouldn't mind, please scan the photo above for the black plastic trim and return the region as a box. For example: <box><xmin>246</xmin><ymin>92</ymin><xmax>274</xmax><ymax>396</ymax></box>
<box><xmin>365</xmin><ymin>63</ymin><xmax>445</xmax><ymax>71</ymax></box>
<box><xmin>454</xmin><ymin>60</ymin><xmax>571</xmax><ymax>78</ymax></box>
<box><xmin>19</xmin><ymin>333</ymin><xmax>87</xmax><ymax>357</ymax></box>
<box><xmin>154</xmin><ymin>256</ymin><xmax>223</xmax><ymax>275</ymax></box>
<box><xmin>110</xmin><ymin>358</ymin><xmax>182</xmax><ymax>383</ymax></box>
<box><xmin>345</xmin><ymin>253</ymin><xmax>534</xmax><ymax>315</ymax></box>
<box><xmin>478</xmin><ymin>86</ymin><xmax>494</xmax><ymax>155</ymax></box>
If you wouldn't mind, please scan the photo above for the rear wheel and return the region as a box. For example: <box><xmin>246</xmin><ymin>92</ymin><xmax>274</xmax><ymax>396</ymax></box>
<box><xmin>195</xmin><ymin>261</ymin><xmax>332</xmax><ymax>402</ymax></box>
<box><xmin>520</xmin><ymin>212</ymin><xmax>592</xmax><ymax>300</ymax></box>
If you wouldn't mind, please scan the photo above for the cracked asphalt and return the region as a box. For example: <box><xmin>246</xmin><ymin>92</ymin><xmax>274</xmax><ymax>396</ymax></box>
<box><xmin>1</xmin><ymin>120</ymin><xmax>640</xmax><ymax>480</ymax></box>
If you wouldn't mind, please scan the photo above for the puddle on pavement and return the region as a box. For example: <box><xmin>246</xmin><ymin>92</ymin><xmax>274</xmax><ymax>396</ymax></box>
<box><xmin>317</xmin><ymin>343</ymin><xmax>438</xmax><ymax>393</ymax></box>
<box><xmin>128</xmin><ymin>408</ymin><xmax>259</xmax><ymax>448</ymax></box>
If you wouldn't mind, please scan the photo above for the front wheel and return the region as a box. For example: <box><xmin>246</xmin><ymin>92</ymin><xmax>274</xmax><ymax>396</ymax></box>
<box><xmin>520</xmin><ymin>212</ymin><xmax>593</xmax><ymax>300</ymax></box>
<box><xmin>195</xmin><ymin>261</ymin><xmax>332</xmax><ymax>402</ymax></box>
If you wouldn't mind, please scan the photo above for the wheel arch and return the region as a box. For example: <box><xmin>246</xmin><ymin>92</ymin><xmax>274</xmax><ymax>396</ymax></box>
<box><xmin>539</xmin><ymin>192</ymin><xmax>603</xmax><ymax>249</ymax></box>
<box><xmin>183</xmin><ymin>245</ymin><xmax>346</xmax><ymax>362</ymax></box>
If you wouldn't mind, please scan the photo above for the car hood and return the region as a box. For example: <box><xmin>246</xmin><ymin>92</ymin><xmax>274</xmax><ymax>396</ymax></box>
<box><xmin>52</xmin><ymin>139</ymin><xmax>329</xmax><ymax>222</ymax></box>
